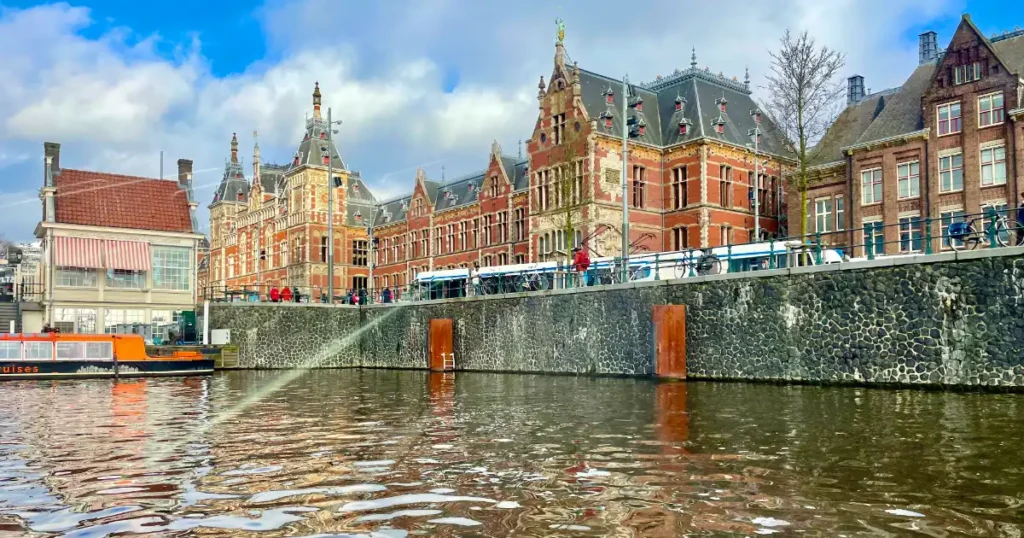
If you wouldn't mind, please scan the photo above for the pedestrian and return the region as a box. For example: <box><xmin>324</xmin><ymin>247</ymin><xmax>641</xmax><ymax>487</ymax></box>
<box><xmin>281</xmin><ymin>286</ymin><xmax>293</xmax><ymax>302</ymax></box>
<box><xmin>292</xmin><ymin>286</ymin><xmax>302</xmax><ymax>303</ymax></box>
<box><xmin>382</xmin><ymin>287</ymin><xmax>392</xmax><ymax>303</ymax></box>
<box><xmin>572</xmin><ymin>246</ymin><xmax>591</xmax><ymax>287</ymax></box>
<box><xmin>269</xmin><ymin>285</ymin><xmax>280</xmax><ymax>303</ymax></box>
<box><xmin>358</xmin><ymin>287</ymin><xmax>368</xmax><ymax>305</ymax></box>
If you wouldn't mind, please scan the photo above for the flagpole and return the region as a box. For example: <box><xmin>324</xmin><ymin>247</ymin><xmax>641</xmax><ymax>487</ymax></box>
<box><xmin>620</xmin><ymin>74</ymin><xmax>630</xmax><ymax>277</ymax></box>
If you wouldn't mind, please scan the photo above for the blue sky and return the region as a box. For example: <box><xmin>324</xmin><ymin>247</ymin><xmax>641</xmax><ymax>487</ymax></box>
<box><xmin>0</xmin><ymin>0</ymin><xmax>1019</xmax><ymax>241</ymax></box>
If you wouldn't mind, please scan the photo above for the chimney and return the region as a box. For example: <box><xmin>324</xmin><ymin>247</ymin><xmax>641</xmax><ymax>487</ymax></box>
<box><xmin>847</xmin><ymin>75</ymin><xmax>865</xmax><ymax>105</ymax></box>
<box><xmin>177</xmin><ymin>159</ymin><xmax>193</xmax><ymax>187</ymax></box>
<box><xmin>919</xmin><ymin>31</ymin><xmax>938</xmax><ymax>65</ymax></box>
<box><xmin>43</xmin><ymin>142</ymin><xmax>60</xmax><ymax>177</ymax></box>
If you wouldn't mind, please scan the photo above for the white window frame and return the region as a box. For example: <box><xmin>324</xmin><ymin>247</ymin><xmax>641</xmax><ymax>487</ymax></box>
<box><xmin>978</xmin><ymin>92</ymin><xmax>1005</xmax><ymax>128</ymax></box>
<box><xmin>940</xmin><ymin>207</ymin><xmax>965</xmax><ymax>250</ymax></box>
<box><xmin>815</xmin><ymin>197</ymin><xmax>833</xmax><ymax>233</ymax></box>
<box><xmin>954</xmin><ymin>62</ymin><xmax>981</xmax><ymax>85</ymax></box>
<box><xmin>24</xmin><ymin>342</ymin><xmax>53</xmax><ymax>360</ymax></box>
<box><xmin>860</xmin><ymin>168</ymin><xmax>882</xmax><ymax>205</ymax></box>
<box><xmin>0</xmin><ymin>342</ymin><xmax>23</xmax><ymax>360</ymax></box>
<box><xmin>835</xmin><ymin>195</ymin><xmax>846</xmax><ymax>231</ymax></box>
<box><xmin>898</xmin><ymin>213</ymin><xmax>923</xmax><ymax>253</ymax></box>
<box><xmin>896</xmin><ymin>161</ymin><xmax>920</xmax><ymax>199</ymax></box>
<box><xmin>56</xmin><ymin>267</ymin><xmax>97</xmax><ymax>288</ymax></box>
<box><xmin>980</xmin><ymin>143</ymin><xmax>1007</xmax><ymax>187</ymax></box>
<box><xmin>936</xmin><ymin>102</ymin><xmax>962</xmax><ymax>136</ymax></box>
<box><xmin>938</xmin><ymin>150</ymin><xmax>964</xmax><ymax>193</ymax></box>
<box><xmin>862</xmin><ymin>217</ymin><xmax>884</xmax><ymax>256</ymax></box>
<box><xmin>152</xmin><ymin>246</ymin><xmax>191</xmax><ymax>291</ymax></box>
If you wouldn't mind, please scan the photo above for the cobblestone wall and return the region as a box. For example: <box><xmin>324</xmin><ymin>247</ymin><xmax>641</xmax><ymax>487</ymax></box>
<box><xmin>209</xmin><ymin>249</ymin><xmax>1024</xmax><ymax>388</ymax></box>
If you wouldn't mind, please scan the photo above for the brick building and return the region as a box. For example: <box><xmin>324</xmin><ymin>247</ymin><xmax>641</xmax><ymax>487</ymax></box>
<box><xmin>795</xmin><ymin>14</ymin><xmax>1024</xmax><ymax>256</ymax></box>
<box><xmin>369</xmin><ymin>35</ymin><xmax>792</xmax><ymax>290</ymax></box>
<box><xmin>206</xmin><ymin>83</ymin><xmax>376</xmax><ymax>296</ymax></box>
<box><xmin>206</xmin><ymin>31</ymin><xmax>792</xmax><ymax>295</ymax></box>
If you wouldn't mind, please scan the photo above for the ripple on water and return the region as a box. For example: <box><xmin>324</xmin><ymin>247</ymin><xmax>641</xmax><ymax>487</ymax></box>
<box><xmin>1</xmin><ymin>372</ymin><xmax>1022</xmax><ymax>536</ymax></box>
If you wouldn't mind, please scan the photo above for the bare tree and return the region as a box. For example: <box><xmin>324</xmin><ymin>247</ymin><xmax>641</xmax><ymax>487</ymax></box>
<box><xmin>539</xmin><ymin>120</ymin><xmax>590</xmax><ymax>263</ymax></box>
<box><xmin>764</xmin><ymin>30</ymin><xmax>845</xmax><ymax>237</ymax></box>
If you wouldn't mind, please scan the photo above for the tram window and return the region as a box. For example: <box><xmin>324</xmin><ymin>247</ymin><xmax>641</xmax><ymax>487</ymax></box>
<box><xmin>56</xmin><ymin>342</ymin><xmax>86</xmax><ymax>360</ymax></box>
<box><xmin>86</xmin><ymin>342</ymin><xmax>112</xmax><ymax>360</ymax></box>
<box><xmin>0</xmin><ymin>342</ymin><xmax>22</xmax><ymax>359</ymax></box>
<box><xmin>24</xmin><ymin>342</ymin><xmax>53</xmax><ymax>360</ymax></box>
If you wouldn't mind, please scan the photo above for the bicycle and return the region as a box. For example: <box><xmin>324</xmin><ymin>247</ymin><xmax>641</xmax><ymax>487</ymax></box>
<box><xmin>671</xmin><ymin>250</ymin><xmax>721</xmax><ymax>278</ymax></box>
<box><xmin>947</xmin><ymin>210</ymin><xmax>1024</xmax><ymax>251</ymax></box>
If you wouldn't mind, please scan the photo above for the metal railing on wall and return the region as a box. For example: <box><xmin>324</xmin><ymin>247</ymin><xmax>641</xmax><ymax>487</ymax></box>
<box><xmin>202</xmin><ymin>209</ymin><xmax>1024</xmax><ymax>306</ymax></box>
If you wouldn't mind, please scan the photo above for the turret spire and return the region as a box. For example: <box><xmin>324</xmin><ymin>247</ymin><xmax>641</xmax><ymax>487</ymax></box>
<box><xmin>230</xmin><ymin>132</ymin><xmax>238</xmax><ymax>163</ymax></box>
<box><xmin>691</xmin><ymin>47</ymin><xmax>698</xmax><ymax>69</ymax></box>
<box><xmin>252</xmin><ymin>130</ymin><xmax>261</xmax><ymax>187</ymax></box>
<box><xmin>313</xmin><ymin>82</ymin><xmax>322</xmax><ymax>120</ymax></box>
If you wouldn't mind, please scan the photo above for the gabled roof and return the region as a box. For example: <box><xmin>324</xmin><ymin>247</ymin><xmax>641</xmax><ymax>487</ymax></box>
<box><xmin>850</xmin><ymin>62</ymin><xmax>936</xmax><ymax>147</ymax></box>
<box><xmin>434</xmin><ymin>172</ymin><xmax>483</xmax><ymax>213</ymax></box>
<box><xmin>55</xmin><ymin>169</ymin><xmax>193</xmax><ymax>233</ymax></box>
<box><xmin>575</xmin><ymin>64</ymin><xmax>791</xmax><ymax>157</ymax></box>
<box><xmin>809</xmin><ymin>89</ymin><xmax>895</xmax><ymax>166</ymax></box>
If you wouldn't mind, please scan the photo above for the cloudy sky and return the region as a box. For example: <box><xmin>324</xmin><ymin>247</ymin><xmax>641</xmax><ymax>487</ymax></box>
<box><xmin>0</xmin><ymin>0</ymin><xmax>1015</xmax><ymax>241</ymax></box>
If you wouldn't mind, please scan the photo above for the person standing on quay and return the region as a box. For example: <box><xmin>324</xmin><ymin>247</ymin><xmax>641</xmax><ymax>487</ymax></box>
<box><xmin>572</xmin><ymin>246</ymin><xmax>590</xmax><ymax>287</ymax></box>
<box><xmin>281</xmin><ymin>286</ymin><xmax>293</xmax><ymax>302</ymax></box>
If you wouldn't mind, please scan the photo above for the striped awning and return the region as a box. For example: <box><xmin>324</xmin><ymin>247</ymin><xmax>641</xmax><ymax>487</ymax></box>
<box><xmin>103</xmin><ymin>240</ymin><xmax>152</xmax><ymax>271</ymax></box>
<box><xmin>54</xmin><ymin>237</ymin><xmax>103</xmax><ymax>268</ymax></box>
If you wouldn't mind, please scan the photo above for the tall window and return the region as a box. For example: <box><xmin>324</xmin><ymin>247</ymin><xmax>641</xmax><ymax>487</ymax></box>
<box><xmin>152</xmin><ymin>246</ymin><xmax>191</xmax><ymax>291</ymax></box>
<box><xmin>899</xmin><ymin>215</ymin><xmax>923</xmax><ymax>253</ymax></box>
<box><xmin>861</xmin><ymin>168</ymin><xmax>882</xmax><ymax>205</ymax></box>
<box><xmin>954</xmin><ymin>62</ymin><xmax>981</xmax><ymax>85</ymax></box>
<box><xmin>897</xmin><ymin>161</ymin><xmax>920</xmax><ymax>199</ymax></box>
<box><xmin>536</xmin><ymin>170</ymin><xmax>551</xmax><ymax>211</ymax></box>
<box><xmin>863</xmin><ymin>220</ymin><xmax>884</xmax><ymax>255</ymax></box>
<box><xmin>672</xmin><ymin>167</ymin><xmax>688</xmax><ymax>209</ymax></box>
<box><xmin>815</xmin><ymin>198</ymin><xmax>833</xmax><ymax>233</ymax></box>
<box><xmin>392</xmin><ymin>238</ymin><xmax>399</xmax><ymax>262</ymax></box>
<box><xmin>104</xmin><ymin>309</ymin><xmax>145</xmax><ymax>334</ymax></box>
<box><xmin>433</xmin><ymin>227</ymin><xmax>441</xmax><ymax>254</ymax></box>
<box><xmin>471</xmin><ymin>218</ymin><xmax>479</xmax><ymax>248</ymax></box>
<box><xmin>497</xmin><ymin>212</ymin><xmax>508</xmax><ymax>243</ymax></box>
<box><xmin>320</xmin><ymin>236</ymin><xmax>329</xmax><ymax>262</ymax></box>
<box><xmin>352</xmin><ymin>276</ymin><xmax>367</xmax><ymax>291</ymax></box>
<box><xmin>489</xmin><ymin>176</ymin><xmax>500</xmax><ymax>198</ymax></box>
<box><xmin>673</xmin><ymin>227</ymin><xmax>688</xmax><ymax>250</ymax></box>
<box><xmin>445</xmin><ymin>224</ymin><xmax>454</xmax><ymax>253</ymax></box>
<box><xmin>458</xmin><ymin>222</ymin><xmax>467</xmax><ymax>251</ymax></box>
<box><xmin>57</xmin><ymin>267</ymin><xmax>96</xmax><ymax>287</ymax></box>
<box><xmin>835</xmin><ymin>195</ymin><xmax>846</xmax><ymax>231</ymax></box>
<box><xmin>553</xmin><ymin>113</ymin><xmax>566</xmax><ymax>145</ymax></box>
<box><xmin>631</xmin><ymin>165</ymin><xmax>646</xmax><ymax>208</ymax></box>
<box><xmin>720</xmin><ymin>225</ymin><xmax>732</xmax><ymax>246</ymax></box>
<box><xmin>719</xmin><ymin>165</ymin><xmax>733</xmax><ymax>207</ymax></box>
<box><xmin>980</xmin><ymin>145</ymin><xmax>1007</xmax><ymax>186</ymax></box>
<box><xmin>939</xmin><ymin>152</ymin><xmax>964</xmax><ymax>192</ymax></box>
<box><xmin>978</xmin><ymin>92</ymin><xmax>1004</xmax><ymax>127</ymax></box>
<box><xmin>352</xmin><ymin>240</ymin><xmax>368</xmax><ymax>266</ymax></box>
<box><xmin>106</xmin><ymin>269</ymin><xmax>144</xmax><ymax>289</ymax></box>
<box><xmin>483</xmin><ymin>215</ymin><xmax>493</xmax><ymax>246</ymax></box>
<box><xmin>572</xmin><ymin>160</ymin><xmax>584</xmax><ymax>205</ymax></box>
<box><xmin>497</xmin><ymin>253</ymin><xmax>509</xmax><ymax>266</ymax></box>
<box><xmin>937</xmin><ymin>102</ymin><xmax>961</xmax><ymax>135</ymax></box>
<box><xmin>412</xmin><ymin>198</ymin><xmax>424</xmax><ymax>217</ymax></box>
<box><xmin>419</xmin><ymin>231</ymin><xmax>428</xmax><ymax>257</ymax></box>
<box><xmin>513</xmin><ymin>208</ymin><xmax>526</xmax><ymax>241</ymax></box>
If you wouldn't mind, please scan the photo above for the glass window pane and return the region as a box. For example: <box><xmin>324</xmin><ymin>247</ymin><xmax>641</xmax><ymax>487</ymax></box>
<box><xmin>24</xmin><ymin>342</ymin><xmax>52</xmax><ymax>359</ymax></box>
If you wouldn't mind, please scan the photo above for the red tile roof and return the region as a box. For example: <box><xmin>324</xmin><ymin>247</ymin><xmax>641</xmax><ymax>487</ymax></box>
<box><xmin>54</xmin><ymin>169</ymin><xmax>194</xmax><ymax>233</ymax></box>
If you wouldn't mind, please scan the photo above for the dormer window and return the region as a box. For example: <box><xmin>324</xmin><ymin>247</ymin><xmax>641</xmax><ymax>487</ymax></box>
<box><xmin>322</xmin><ymin>155</ymin><xmax>330</xmax><ymax>165</ymax></box>
<box><xmin>678</xmin><ymin>118</ymin><xmax>691</xmax><ymax>135</ymax></box>
<box><xmin>751</xmin><ymin>109</ymin><xmax>762</xmax><ymax>124</ymax></box>
<box><xmin>600</xmin><ymin>111</ymin><xmax>613</xmax><ymax>129</ymax></box>
<box><xmin>630</xmin><ymin>97</ymin><xmax>643</xmax><ymax>111</ymax></box>
<box><xmin>319</xmin><ymin>131</ymin><xmax>326</xmax><ymax>139</ymax></box>
<box><xmin>716</xmin><ymin>96</ymin><xmax>728</xmax><ymax>113</ymax></box>
<box><xmin>638</xmin><ymin>124</ymin><xmax>646</xmax><ymax>136</ymax></box>
<box><xmin>353</xmin><ymin>182</ymin><xmax>360</xmax><ymax>193</ymax></box>
<box><xmin>237</xmin><ymin>192</ymin><xmax>244</xmax><ymax>201</ymax></box>
<box><xmin>675</xmin><ymin>95</ymin><xmax>686</xmax><ymax>112</ymax></box>
<box><xmin>603</xmin><ymin>87</ymin><xmax>614</xmax><ymax>104</ymax></box>
<box><xmin>354</xmin><ymin>211</ymin><xmax>362</xmax><ymax>223</ymax></box>
<box><xmin>713</xmin><ymin>116</ymin><xmax>726</xmax><ymax>135</ymax></box>
<box><xmin>954</xmin><ymin>62</ymin><xmax>981</xmax><ymax>85</ymax></box>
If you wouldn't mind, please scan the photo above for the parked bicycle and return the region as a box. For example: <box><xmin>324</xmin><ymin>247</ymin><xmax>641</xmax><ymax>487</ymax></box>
<box><xmin>947</xmin><ymin>209</ymin><xmax>1024</xmax><ymax>251</ymax></box>
<box><xmin>671</xmin><ymin>249</ymin><xmax>721</xmax><ymax>278</ymax></box>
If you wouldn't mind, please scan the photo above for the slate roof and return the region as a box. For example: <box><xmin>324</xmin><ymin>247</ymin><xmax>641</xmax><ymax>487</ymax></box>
<box><xmin>55</xmin><ymin>169</ymin><xmax>194</xmax><ymax>233</ymax></box>
<box><xmin>808</xmin><ymin>90</ymin><xmax>895</xmax><ymax>167</ymax></box>
<box><xmin>210</xmin><ymin>157</ymin><xmax>249</xmax><ymax>206</ymax></box>
<box><xmin>576</xmin><ymin>66</ymin><xmax>792</xmax><ymax>157</ymax></box>
<box><xmin>370</xmin><ymin>157</ymin><xmax>528</xmax><ymax>227</ymax></box>
<box><xmin>290</xmin><ymin>116</ymin><xmax>347</xmax><ymax>171</ymax></box>
<box><xmin>345</xmin><ymin>174</ymin><xmax>377</xmax><ymax>227</ymax></box>
<box><xmin>990</xmin><ymin>30</ymin><xmax>1024</xmax><ymax>75</ymax></box>
<box><xmin>851</xmin><ymin>62</ymin><xmax>936</xmax><ymax>146</ymax></box>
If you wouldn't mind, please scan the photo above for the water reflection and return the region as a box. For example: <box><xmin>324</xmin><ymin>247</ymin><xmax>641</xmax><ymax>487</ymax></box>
<box><xmin>0</xmin><ymin>371</ymin><xmax>1022</xmax><ymax>536</ymax></box>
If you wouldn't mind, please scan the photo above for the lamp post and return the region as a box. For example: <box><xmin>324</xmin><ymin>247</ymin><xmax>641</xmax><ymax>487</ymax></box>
<box><xmin>620</xmin><ymin>74</ymin><xmax>630</xmax><ymax>278</ymax></box>
<box><xmin>749</xmin><ymin>108</ymin><xmax>763</xmax><ymax>242</ymax></box>
<box><xmin>326</xmin><ymin>108</ymin><xmax>343</xmax><ymax>302</ymax></box>
<box><xmin>367</xmin><ymin>206</ymin><xmax>379</xmax><ymax>302</ymax></box>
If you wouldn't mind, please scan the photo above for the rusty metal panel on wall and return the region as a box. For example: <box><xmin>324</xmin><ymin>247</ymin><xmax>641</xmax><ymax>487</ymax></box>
<box><xmin>653</xmin><ymin>305</ymin><xmax>687</xmax><ymax>378</ymax></box>
<box><xmin>428</xmin><ymin>318</ymin><xmax>454</xmax><ymax>371</ymax></box>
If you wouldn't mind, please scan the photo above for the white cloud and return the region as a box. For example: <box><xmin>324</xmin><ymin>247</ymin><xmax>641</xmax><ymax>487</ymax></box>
<box><xmin>0</xmin><ymin>0</ymin><xmax>971</xmax><ymax>241</ymax></box>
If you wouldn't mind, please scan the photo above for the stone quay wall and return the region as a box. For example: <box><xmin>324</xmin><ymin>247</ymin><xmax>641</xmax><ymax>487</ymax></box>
<box><xmin>208</xmin><ymin>247</ymin><xmax>1024</xmax><ymax>388</ymax></box>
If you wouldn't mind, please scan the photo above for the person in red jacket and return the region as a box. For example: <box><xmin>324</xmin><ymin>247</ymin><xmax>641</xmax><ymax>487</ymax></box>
<box><xmin>571</xmin><ymin>247</ymin><xmax>591</xmax><ymax>287</ymax></box>
<box><xmin>281</xmin><ymin>286</ymin><xmax>293</xmax><ymax>302</ymax></box>
<box><xmin>269</xmin><ymin>286</ymin><xmax>280</xmax><ymax>303</ymax></box>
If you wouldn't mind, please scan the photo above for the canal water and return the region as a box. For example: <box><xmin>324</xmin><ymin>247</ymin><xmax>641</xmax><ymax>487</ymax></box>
<box><xmin>1</xmin><ymin>371</ymin><xmax>1022</xmax><ymax>537</ymax></box>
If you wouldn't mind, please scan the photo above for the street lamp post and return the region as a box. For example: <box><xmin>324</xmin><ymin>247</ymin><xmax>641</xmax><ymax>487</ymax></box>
<box><xmin>326</xmin><ymin>108</ymin><xmax>342</xmax><ymax>302</ymax></box>
<box><xmin>366</xmin><ymin>207</ymin><xmax>379</xmax><ymax>302</ymax></box>
<box><xmin>620</xmin><ymin>74</ymin><xmax>630</xmax><ymax>278</ymax></box>
<box><xmin>749</xmin><ymin>109</ymin><xmax>763</xmax><ymax>242</ymax></box>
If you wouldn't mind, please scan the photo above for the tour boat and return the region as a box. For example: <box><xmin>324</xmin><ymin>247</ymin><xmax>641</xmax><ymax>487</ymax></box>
<box><xmin>0</xmin><ymin>333</ymin><xmax>215</xmax><ymax>379</ymax></box>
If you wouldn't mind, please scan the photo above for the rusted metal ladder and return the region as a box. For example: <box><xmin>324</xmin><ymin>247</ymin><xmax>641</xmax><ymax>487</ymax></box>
<box><xmin>441</xmin><ymin>352</ymin><xmax>456</xmax><ymax>372</ymax></box>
